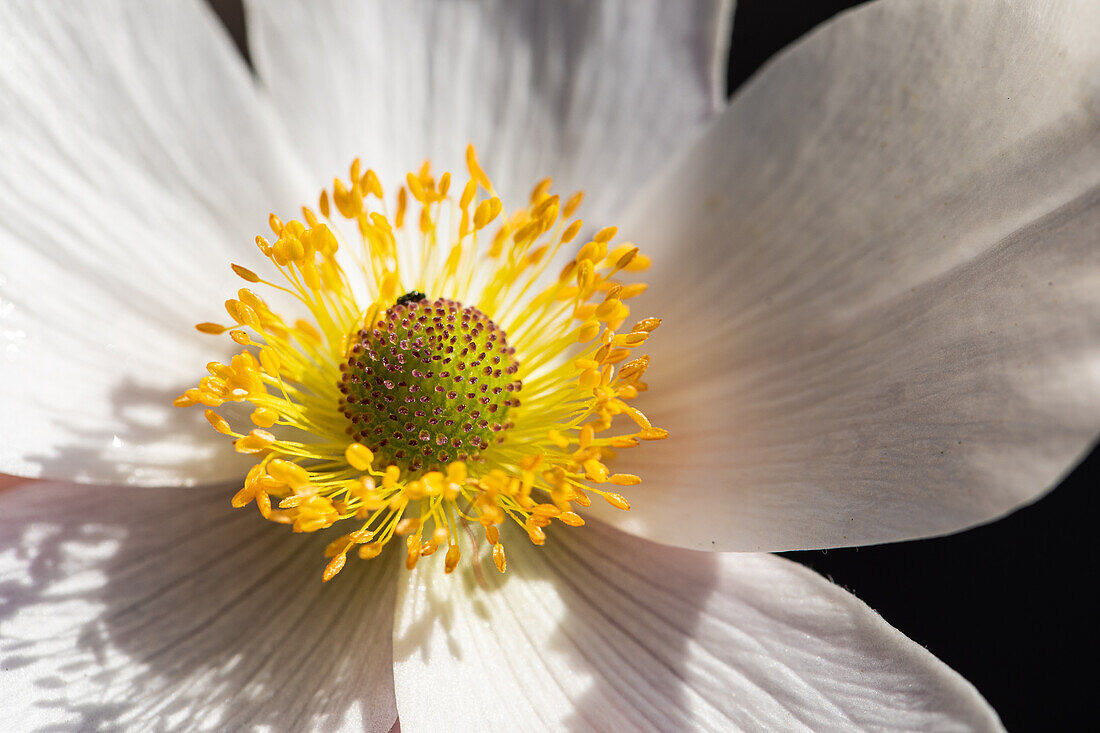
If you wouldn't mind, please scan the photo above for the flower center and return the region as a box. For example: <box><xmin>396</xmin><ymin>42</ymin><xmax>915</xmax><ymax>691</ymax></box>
<box><xmin>339</xmin><ymin>295</ymin><xmax>520</xmax><ymax>473</ymax></box>
<box><xmin>176</xmin><ymin>145</ymin><xmax>667</xmax><ymax>583</ymax></box>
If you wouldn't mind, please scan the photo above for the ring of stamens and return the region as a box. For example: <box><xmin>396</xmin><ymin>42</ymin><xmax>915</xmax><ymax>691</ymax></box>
<box><xmin>177</xmin><ymin>145</ymin><xmax>667</xmax><ymax>582</ymax></box>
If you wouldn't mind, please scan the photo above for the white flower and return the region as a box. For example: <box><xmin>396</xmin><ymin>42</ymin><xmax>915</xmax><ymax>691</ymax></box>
<box><xmin>1</xmin><ymin>0</ymin><xmax>1096</xmax><ymax>731</ymax></box>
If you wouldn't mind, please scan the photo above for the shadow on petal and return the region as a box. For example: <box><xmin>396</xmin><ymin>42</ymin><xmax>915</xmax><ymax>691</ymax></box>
<box><xmin>16</xmin><ymin>360</ymin><xmax>254</xmax><ymax>488</ymax></box>
<box><xmin>391</xmin><ymin>518</ymin><xmax>718</xmax><ymax>731</ymax></box>
<box><xmin>0</xmin><ymin>481</ymin><xmax>398</xmax><ymax>732</ymax></box>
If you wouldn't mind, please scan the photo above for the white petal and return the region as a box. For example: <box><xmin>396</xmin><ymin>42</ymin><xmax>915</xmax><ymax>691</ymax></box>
<box><xmin>0</xmin><ymin>481</ymin><xmax>397</xmax><ymax>732</ymax></box>
<box><xmin>245</xmin><ymin>0</ymin><xmax>732</xmax><ymax>222</ymax></box>
<box><xmin>602</xmin><ymin>0</ymin><xmax>1100</xmax><ymax>550</ymax></box>
<box><xmin>0</xmin><ymin>1</ymin><xmax>310</xmax><ymax>485</ymax></box>
<box><xmin>392</xmin><ymin>521</ymin><xmax>1001</xmax><ymax>731</ymax></box>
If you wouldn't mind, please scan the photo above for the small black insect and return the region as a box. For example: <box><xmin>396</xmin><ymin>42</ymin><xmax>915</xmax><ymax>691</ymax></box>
<box><xmin>395</xmin><ymin>290</ymin><xmax>427</xmax><ymax>306</ymax></box>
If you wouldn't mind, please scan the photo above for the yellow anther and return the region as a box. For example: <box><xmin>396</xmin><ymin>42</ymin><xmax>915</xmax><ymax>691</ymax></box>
<box><xmin>485</xmin><ymin>525</ymin><xmax>500</xmax><ymax>546</ymax></box>
<box><xmin>618</xmin><ymin>355</ymin><xmax>650</xmax><ymax>381</ymax></box>
<box><xmin>459</xmin><ymin>179</ymin><xmax>477</xmax><ymax>210</ymax></box>
<box><xmin>231</xmin><ymin>484</ymin><xmax>256</xmax><ymax>509</ymax></box>
<box><xmin>302</xmin><ymin>205</ymin><xmax>319</xmax><ymax>227</ymax></box>
<box><xmin>492</xmin><ymin>543</ymin><xmax>507</xmax><ymax>573</ymax></box>
<box><xmin>247</xmin><ymin>405</ymin><xmax>277</xmax><ymax>429</ymax></box>
<box><xmin>321</xmin><ymin>534</ymin><xmax>352</xmax><ymax>556</ymax></box>
<box><xmin>363</xmin><ymin>169</ymin><xmax>384</xmax><ymax>199</ymax></box>
<box><xmin>579</xmin><ymin>368</ymin><xmax>600</xmax><ymax>388</ymax></box>
<box><xmin>358</xmin><ymin>543</ymin><xmax>383</xmax><ymax>560</ymax></box>
<box><xmin>404</xmin><ymin>479</ymin><xmax>427</xmax><ymax>501</ymax></box>
<box><xmin>578</xmin><ymin>240</ymin><xmax>607</xmax><ymax>263</ymax></box>
<box><xmin>533</xmin><ymin>193</ymin><xmax>559</xmax><ymax>217</ymax></box>
<box><xmin>258</xmin><ymin>347</ymin><xmax>280</xmax><ymax>376</ymax></box>
<box><xmin>466</xmin><ymin>144</ymin><xmax>493</xmax><ymax>191</ymax></box>
<box><xmin>333</xmin><ymin>177</ymin><xmax>363</xmax><ymax>218</ymax></box>
<box><xmin>267</xmin><ymin>459</ymin><xmax>310</xmax><ymax>490</ymax></box>
<box><xmin>295</xmin><ymin>262</ymin><xmax>318</xmax><ymax>292</ymax></box>
<box><xmin>593</xmin><ymin>226</ymin><xmax>617</xmax><ymax>244</ymax></box>
<box><xmin>234</xmin><ymin>429</ymin><xmax>275</xmax><ymax>454</ymax></box>
<box><xmin>405</xmin><ymin>171</ymin><xmax>427</xmax><ymax>203</ymax></box>
<box><xmin>577</xmin><ymin>321</ymin><xmax>600</xmax><ymax>343</ymax></box>
<box><xmin>620</xmin><ymin>404</ymin><xmax>652</xmax><ymax>429</ymax></box>
<box><xmin>295</xmin><ymin>319</ymin><xmax>322</xmax><ymax>344</ymax></box>
<box><xmin>278</xmin><ymin>494</ymin><xmax>307</xmax><ymax>509</ymax></box>
<box><xmin>561</xmin><ymin>220</ymin><xmax>583</xmax><ymax>243</ymax></box>
<box><xmin>473</xmin><ymin>198</ymin><xmax>501</xmax><ymax>229</ymax></box>
<box><xmin>382</xmin><ymin>465</ymin><xmax>401</xmax><ymax>490</ymax></box>
<box><xmin>431</xmin><ymin>526</ymin><xmax>450</xmax><ymax>547</ymax></box>
<box><xmin>172</xmin><ymin>392</ymin><xmax>198</xmax><ymax>408</ymax></box>
<box><xmin>576</xmin><ymin>259</ymin><xmax>595</xmax><ymax>291</ymax></box>
<box><xmin>255</xmin><ymin>491</ymin><xmax>272</xmax><ymax>519</ymax></box>
<box><xmin>563</xmin><ymin>191</ymin><xmax>584</xmax><ymax>217</ymax></box>
<box><xmin>348</xmin><ymin>527</ymin><xmax>374</xmax><ymax>543</ymax></box>
<box><xmin>609</xmin><ymin>473</ymin><xmax>642</xmax><ymax>486</ymax></box>
<box><xmin>606</xmin><ymin>348</ymin><xmax>632</xmax><ymax>365</ymax></box>
<box><xmin>195</xmin><ymin>322</ymin><xmax>227</xmax><ymax>335</ymax></box>
<box><xmin>446</xmin><ymin>461</ymin><xmax>467</xmax><ymax>485</ymax></box>
<box><xmin>322</xmin><ymin>554</ymin><xmax>347</xmax><ymax>582</ymax></box>
<box><xmin>558</xmin><ymin>512</ymin><xmax>585</xmax><ymax>527</ymax></box>
<box><xmin>345</xmin><ymin>443</ymin><xmax>374</xmax><ymax>472</ymax></box>
<box><xmin>224</xmin><ymin>299</ymin><xmax>258</xmax><ymax>329</ymax></box>
<box><xmin>231</xmin><ymin>263</ymin><xmax>262</xmax><ymax>283</ymax></box>
<box><xmin>513</xmin><ymin>219</ymin><xmax>541</xmax><ymax>245</ymax></box>
<box><xmin>584</xmin><ymin>459</ymin><xmax>609</xmax><ymax>483</ymax></box>
<box><xmin>595</xmin><ymin>298</ymin><xmax>625</xmax><ymax>321</ymax></box>
<box><xmin>350</xmin><ymin>478</ymin><xmax>381</xmax><ymax>507</ymax></box>
<box><xmin>395</xmin><ymin>187</ymin><xmax>408</xmax><ymax>228</ymax></box>
<box><xmin>613</xmin><ymin>331</ymin><xmax>648</xmax><ymax>347</ymax></box>
<box><xmin>444</xmin><ymin>544</ymin><xmax>461</xmax><ymax>573</ymax></box>
<box><xmin>639</xmin><ymin>427</ymin><xmax>670</xmax><ymax>440</ymax></box>
<box><xmin>396</xmin><ymin>517</ymin><xmax>420</xmax><ymax>535</ymax></box>
<box><xmin>623</xmin><ymin>252</ymin><xmax>651</xmax><ymax>271</ymax></box>
<box><xmin>602</xmin><ymin>492</ymin><xmax>631</xmax><ymax>511</ymax></box>
<box><xmin>518</xmin><ymin>453</ymin><xmax>544</xmax><ymax>472</ymax></box>
<box><xmin>530</xmin><ymin>177</ymin><xmax>553</xmax><ymax>203</ymax></box>
<box><xmin>615</xmin><ymin>247</ymin><xmax>642</xmax><ymax>271</ymax></box>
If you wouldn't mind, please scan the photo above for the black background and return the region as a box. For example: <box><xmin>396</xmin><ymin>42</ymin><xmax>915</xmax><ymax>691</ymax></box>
<box><xmin>728</xmin><ymin>3</ymin><xmax>1097</xmax><ymax>732</ymax></box>
<box><xmin>208</xmin><ymin>1</ymin><xmax>1097</xmax><ymax>729</ymax></box>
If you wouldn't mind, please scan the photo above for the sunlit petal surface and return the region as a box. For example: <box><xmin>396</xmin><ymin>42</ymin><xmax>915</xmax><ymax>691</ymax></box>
<box><xmin>610</xmin><ymin>0</ymin><xmax>1100</xmax><ymax>551</ymax></box>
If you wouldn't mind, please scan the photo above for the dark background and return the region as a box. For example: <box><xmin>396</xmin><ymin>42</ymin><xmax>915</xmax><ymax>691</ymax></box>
<box><xmin>208</xmin><ymin>1</ymin><xmax>1096</xmax><ymax>730</ymax></box>
<box><xmin>729</xmin><ymin>4</ymin><xmax>1097</xmax><ymax>732</ymax></box>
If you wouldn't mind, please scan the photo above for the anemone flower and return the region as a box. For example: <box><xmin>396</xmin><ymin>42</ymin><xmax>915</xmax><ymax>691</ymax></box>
<box><xmin>1</xmin><ymin>0</ymin><xmax>1097</xmax><ymax>730</ymax></box>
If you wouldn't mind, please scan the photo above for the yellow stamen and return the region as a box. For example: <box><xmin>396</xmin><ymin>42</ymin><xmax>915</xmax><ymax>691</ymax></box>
<box><xmin>177</xmin><ymin>146</ymin><xmax>665</xmax><ymax>582</ymax></box>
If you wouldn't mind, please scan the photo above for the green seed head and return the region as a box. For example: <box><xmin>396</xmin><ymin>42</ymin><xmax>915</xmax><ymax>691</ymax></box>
<box><xmin>339</xmin><ymin>294</ymin><xmax>521</xmax><ymax>474</ymax></box>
